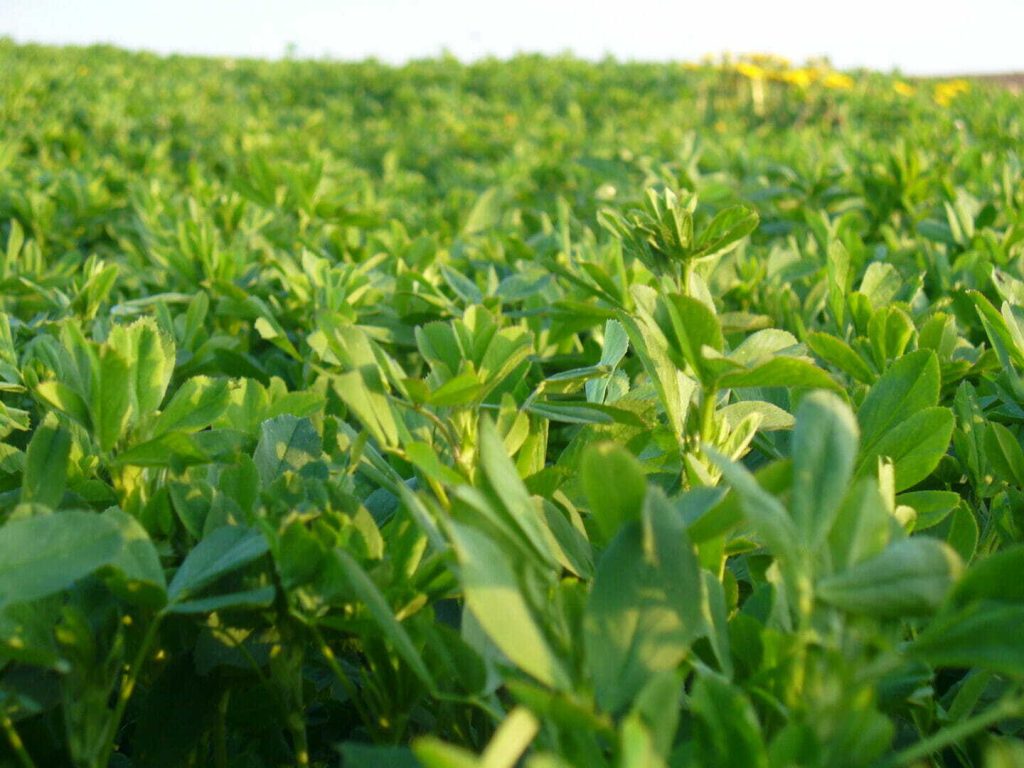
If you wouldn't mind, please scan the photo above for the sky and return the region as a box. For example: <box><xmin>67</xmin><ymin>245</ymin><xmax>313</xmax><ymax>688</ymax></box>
<box><xmin>3</xmin><ymin>0</ymin><xmax>1023</xmax><ymax>76</ymax></box>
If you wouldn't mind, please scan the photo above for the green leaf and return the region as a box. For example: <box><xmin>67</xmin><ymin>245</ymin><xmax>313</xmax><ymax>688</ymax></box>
<box><xmin>525</xmin><ymin>400</ymin><xmax>644</xmax><ymax>426</ymax></box>
<box><xmin>584</xmin><ymin>490</ymin><xmax>703</xmax><ymax>713</ymax></box>
<box><xmin>719</xmin><ymin>400</ymin><xmax>794</xmax><ymax>432</ymax></box>
<box><xmin>34</xmin><ymin>381</ymin><xmax>91</xmax><ymax>428</ymax></box>
<box><xmin>337</xmin><ymin>743</ymin><xmax>422</xmax><ymax>768</ymax></box>
<box><xmin>985</xmin><ymin>421</ymin><xmax>1024</xmax><ymax>487</ymax></box>
<box><xmin>791</xmin><ymin>391</ymin><xmax>859</xmax><ymax>547</ymax></box>
<box><xmin>333</xmin><ymin>368</ymin><xmax>401</xmax><ymax>448</ymax></box>
<box><xmin>253</xmin><ymin>414</ymin><xmax>322</xmax><ymax>487</ymax></box>
<box><xmin>333</xmin><ymin>549</ymin><xmax>435</xmax><ymax>690</ymax></box>
<box><xmin>630</xmin><ymin>671</ymin><xmax>683</xmax><ymax>759</ymax></box>
<box><xmin>856</xmin><ymin>407</ymin><xmax>954</xmax><ymax>491</ymax></box>
<box><xmin>857</xmin><ymin>350</ymin><xmax>939</xmax><ymax>455</ymax></box>
<box><xmin>717</xmin><ymin>357</ymin><xmax>838</xmax><ymax>391</ymax></box>
<box><xmin>652</xmin><ymin>293</ymin><xmax>722</xmax><ymax>382</ymax></box>
<box><xmin>826</xmin><ymin>239</ymin><xmax>850</xmax><ymax>330</ymax></box>
<box><xmin>21</xmin><ymin>414</ymin><xmax>71</xmax><ymax>508</ymax></box>
<box><xmin>912</xmin><ymin>602</ymin><xmax>1024</xmax><ymax>676</ymax></box>
<box><xmin>579</xmin><ymin>442</ymin><xmax>646</xmax><ymax>543</ymax></box>
<box><xmin>828</xmin><ymin>477</ymin><xmax>891</xmax><ymax>572</ymax></box>
<box><xmin>953</xmin><ymin>545</ymin><xmax>1024</xmax><ymax>606</ymax></box>
<box><xmin>448</xmin><ymin>521</ymin><xmax>570</xmax><ymax>691</ymax></box>
<box><xmin>693</xmin><ymin>204</ymin><xmax>759</xmax><ymax>261</ymax></box>
<box><xmin>114</xmin><ymin>431</ymin><xmax>210</xmax><ymax>469</ymax></box>
<box><xmin>475</xmin><ymin>416</ymin><xmax>557</xmax><ymax>569</ymax></box>
<box><xmin>101</xmin><ymin>508</ymin><xmax>167</xmax><ymax>608</ymax></box>
<box><xmin>108</xmin><ymin>318</ymin><xmax>175</xmax><ymax>418</ymax></box>
<box><xmin>93</xmin><ymin>345</ymin><xmax>133</xmax><ymax>452</ymax></box>
<box><xmin>428</xmin><ymin>370</ymin><xmax>485</xmax><ymax>407</ymax></box>
<box><xmin>0</xmin><ymin>511</ymin><xmax>122</xmax><ymax>608</ymax></box>
<box><xmin>689</xmin><ymin>673</ymin><xmax>768</xmax><ymax>768</ymax></box>
<box><xmin>599</xmin><ymin>319</ymin><xmax>629</xmax><ymax>368</ymax></box>
<box><xmin>167</xmin><ymin>526</ymin><xmax>268</xmax><ymax>602</ymax></box>
<box><xmin>817</xmin><ymin>538</ymin><xmax>962</xmax><ymax>618</ymax></box>
<box><xmin>151</xmin><ymin>376</ymin><xmax>231</xmax><ymax>436</ymax></box>
<box><xmin>806</xmin><ymin>332</ymin><xmax>875</xmax><ymax>385</ymax></box>
<box><xmin>705</xmin><ymin>448</ymin><xmax>798</xmax><ymax>563</ymax></box>
<box><xmin>897</xmin><ymin>490</ymin><xmax>960</xmax><ymax>531</ymax></box>
<box><xmin>165</xmin><ymin>585</ymin><xmax>276</xmax><ymax>614</ymax></box>
<box><xmin>463</xmin><ymin>187</ymin><xmax>503</xmax><ymax>235</ymax></box>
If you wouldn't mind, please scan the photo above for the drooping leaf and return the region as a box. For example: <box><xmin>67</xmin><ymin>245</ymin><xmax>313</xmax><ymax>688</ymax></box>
<box><xmin>448</xmin><ymin>521</ymin><xmax>570</xmax><ymax>691</ymax></box>
<box><xmin>0</xmin><ymin>511</ymin><xmax>122</xmax><ymax>608</ymax></box>
<box><xmin>333</xmin><ymin>548</ymin><xmax>435</xmax><ymax>690</ymax></box>
<box><xmin>101</xmin><ymin>508</ymin><xmax>167</xmax><ymax>608</ymax></box>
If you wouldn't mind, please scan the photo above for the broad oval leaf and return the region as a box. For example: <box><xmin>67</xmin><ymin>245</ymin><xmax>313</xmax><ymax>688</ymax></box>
<box><xmin>857</xmin><ymin>350</ymin><xmax>939</xmax><ymax>455</ymax></box>
<box><xmin>580</xmin><ymin>442</ymin><xmax>646</xmax><ymax>543</ymax></box>
<box><xmin>817</xmin><ymin>538</ymin><xmax>962</xmax><ymax>618</ymax></box>
<box><xmin>791</xmin><ymin>391</ymin><xmax>859</xmax><ymax>547</ymax></box>
<box><xmin>584</xmin><ymin>490</ymin><xmax>704</xmax><ymax>713</ymax></box>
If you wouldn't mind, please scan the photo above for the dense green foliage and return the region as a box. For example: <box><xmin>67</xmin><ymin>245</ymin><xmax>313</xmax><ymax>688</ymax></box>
<box><xmin>1</xmin><ymin>39</ymin><xmax>1024</xmax><ymax>767</ymax></box>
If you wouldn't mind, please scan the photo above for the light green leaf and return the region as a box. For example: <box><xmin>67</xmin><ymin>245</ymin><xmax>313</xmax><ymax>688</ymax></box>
<box><xmin>448</xmin><ymin>521</ymin><xmax>570</xmax><ymax>691</ymax></box>
<box><xmin>152</xmin><ymin>376</ymin><xmax>231</xmax><ymax>436</ymax></box>
<box><xmin>93</xmin><ymin>345</ymin><xmax>133</xmax><ymax>452</ymax></box>
<box><xmin>718</xmin><ymin>357</ymin><xmax>838</xmax><ymax>391</ymax></box>
<box><xmin>114</xmin><ymin>430</ymin><xmax>210</xmax><ymax>469</ymax></box>
<box><xmin>34</xmin><ymin>381</ymin><xmax>91</xmax><ymax>429</ymax></box>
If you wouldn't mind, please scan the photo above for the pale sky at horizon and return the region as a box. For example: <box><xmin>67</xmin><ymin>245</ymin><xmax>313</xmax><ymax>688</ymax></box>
<box><xmin>3</xmin><ymin>0</ymin><xmax>1022</xmax><ymax>76</ymax></box>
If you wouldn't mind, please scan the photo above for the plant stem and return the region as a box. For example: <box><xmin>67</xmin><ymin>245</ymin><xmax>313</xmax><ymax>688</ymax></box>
<box><xmin>95</xmin><ymin>614</ymin><xmax>163</xmax><ymax>768</ymax></box>
<box><xmin>214</xmin><ymin>690</ymin><xmax>229</xmax><ymax>768</ymax></box>
<box><xmin>698</xmin><ymin>384</ymin><xmax>718</xmax><ymax>444</ymax></box>
<box><xmin>303</xmin><ymin>620</ymin><xmax>377</xmax><ymax>737</ymax></box>
<box><xmin>878</xmin><ymin>693</ymin><xmax>1023</xmax><ymax>768</ymax></box>
<box><xmin>1</xmin><ymin>715</ymin><xmax>37</xmax><ymax>768</ymax></box>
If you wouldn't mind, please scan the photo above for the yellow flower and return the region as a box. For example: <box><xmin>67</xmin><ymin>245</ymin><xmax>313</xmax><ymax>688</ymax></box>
<box><xmin>781</xmin><ymin>68</ymin><xmax>814</xmax><ymax>88</ymax></box>
<box><xmin>892</xmin><ymin>81</ymin><xmax>915</xmax><ymax>97</ymax></box>
<box><xmin>823</xmin><ymin>72</ymin><xmax>855</xmax><ymax>90</ymax></box>
<box><xmin>933</xmin><ymin>79</ymin><xmax>969</xmax><ymax>106</ymax></box>
<box><xmin>736</xmin><ymin>62</ymin><xmax>767</xmax><ymax>81</ymax></box>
